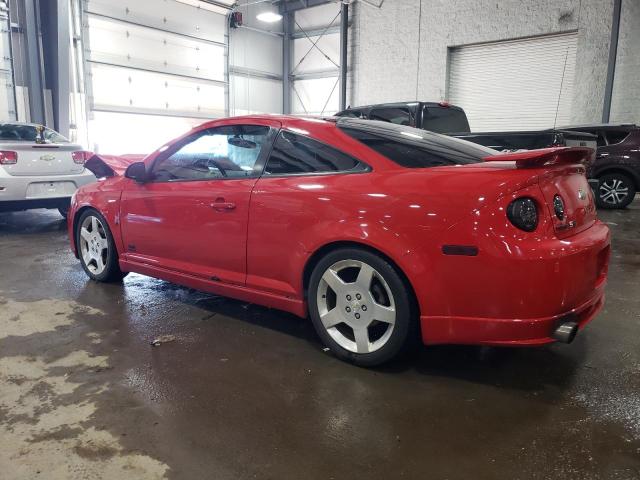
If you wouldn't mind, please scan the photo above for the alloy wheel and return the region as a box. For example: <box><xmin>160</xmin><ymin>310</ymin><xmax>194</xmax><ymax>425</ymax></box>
<box><xmin>599</xmin><ymin>178</ymin><xmax>629</xmax><ymax>206</ymax></box>
<box><xmin>316</xmin><ymin>259</ymin><xmax>396</xmax><ymax>354</ymax></box>
<box><xmin>79</xmin><ymin>215</ymin><xmax>109</xmax><ymax>275</ymax></box>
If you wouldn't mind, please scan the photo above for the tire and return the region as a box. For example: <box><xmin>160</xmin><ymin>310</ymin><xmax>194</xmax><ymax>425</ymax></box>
<box><xmin>595</xmin><ymin>172</ymin><xmax>636</xmax><ymax>209</ymax></box>
<box><xmin>308</xmin><ymin>248</ymin><xmax>418</xmax><ymax>367</ymax></box>
<box><xmin>75</xmin><ymin>209</ymin><xmax>127</xmax><ymax>282</ymax></box>
<box><xmin>58</xmin><ymin>206</ymin><xmax>69</xmax><ymax>219</ymax></box>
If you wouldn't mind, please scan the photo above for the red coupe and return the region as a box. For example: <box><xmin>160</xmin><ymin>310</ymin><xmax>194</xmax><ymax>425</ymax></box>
<box><xmin>69</xmin><ymin>116</ymin><xmax>610</xmax><ymax>366</ymax></box>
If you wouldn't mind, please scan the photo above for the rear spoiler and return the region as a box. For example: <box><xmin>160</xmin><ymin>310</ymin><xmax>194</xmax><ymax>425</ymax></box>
<box><xmin>84</xmin><ymin>153</ymin><xmax>146</xmax><ymax>177</ymax></box>
<box><xmin>482</xmin><ymin>147</ymin><xmax>595</xmax><ymax>168</ymax></box>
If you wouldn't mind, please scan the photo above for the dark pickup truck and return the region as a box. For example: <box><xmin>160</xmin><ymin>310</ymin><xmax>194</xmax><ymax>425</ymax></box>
<box><xmin>336</xmin><ymin>101</ymin><xmax>597</xmax><ymax>151</ymax></box>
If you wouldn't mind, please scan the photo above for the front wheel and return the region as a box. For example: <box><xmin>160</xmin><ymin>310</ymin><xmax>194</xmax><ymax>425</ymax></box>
<box><xmin>596</xmin><ymin>173</ymin><xmax>636</xmax><ymax>209</ymax></box>
<box><xmin>308</xmin><ymin>248</ymin><xmax>417</xmax><ymax>367</ymax></box>
<box><xmin>76</xmin><ymin>209</ymin><xmax>127</xmax><ymax>282</ymax></box>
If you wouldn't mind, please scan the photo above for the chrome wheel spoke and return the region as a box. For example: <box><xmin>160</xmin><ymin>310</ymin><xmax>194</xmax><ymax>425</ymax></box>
<box><xmin>320</xmin><ymin>308</ymin><xmax>343</xmax><ymax>329</ymax></box>
<box><xmin>355</xmin><ymin>263</ymin><xmax>374</xmax><ymax>290</ymax></box>
<box><xmin>80</xmin><ymin>227</ymin><xmax>91</xmax><ymax>242</ymax></box>
<box><xmin>373</xmin><ymin>303</ymin><xmax>396</xmax><ymax>325</ymax></box>
<box><xmin>91</xmin><ymin>216</ymin><xmax>98</xmax><ymax>232</ymax></box>
<box><xmin>353</xmin><ymin>326</ymin><xmax>370</xmax><ymax>354</ymax></box>
<box><xmin>322</xmin><ymin>268</ymin><xmax>347</xmax><ymax>296</ymax></box>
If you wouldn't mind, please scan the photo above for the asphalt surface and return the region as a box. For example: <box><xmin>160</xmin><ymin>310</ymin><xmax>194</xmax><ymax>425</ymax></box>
<box><xmin>0</xmin><ymin>200</ymin><xmax>639</xmax><ymax>479</ymax></box>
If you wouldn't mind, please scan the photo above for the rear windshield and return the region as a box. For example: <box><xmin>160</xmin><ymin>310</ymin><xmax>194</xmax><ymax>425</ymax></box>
<box><xmin>422</xmin><ymin>106</ymin><xmax>470</xmax><ymax>133</ymax></box>
<box><xmin>338</xmin><ymin>118</ymin><xmax>495</xmax><ymax>168</ymax></box>
<box><xmin>0</xmin><ymin>124</ymin><xmax>69</xmax><ymax>143</ymax></box>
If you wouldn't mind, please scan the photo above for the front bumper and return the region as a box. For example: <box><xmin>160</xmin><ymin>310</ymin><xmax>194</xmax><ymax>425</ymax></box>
<box><xmin>421</xmin><ymin>221</ymin><xmax>611</xmax><ymax>346</ymax></box>
<box><xmin>0</xmin><ymin>170</ymin><xmax>96</xmax><ymax>211</ymax></box>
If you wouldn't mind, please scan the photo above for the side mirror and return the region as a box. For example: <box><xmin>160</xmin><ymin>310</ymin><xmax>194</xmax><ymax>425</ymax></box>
<box><xmin>125</xmin><ymin>162</ymin><xmax>147</xmax><ymax>183</ymax></box>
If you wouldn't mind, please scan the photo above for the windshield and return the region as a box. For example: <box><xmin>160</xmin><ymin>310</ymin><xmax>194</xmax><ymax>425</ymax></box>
<box><xmin>422</xmin><ymin>106</ymin><xmax>470</xmax><ymax>133</ymax></box>
<box><xmin>338</xmin><ymin>118</ymin><xmax>495</xmax><ymax>168</ymax></box>
<box><xmin>0</xmin><ymin>124</ymin><xmax>69</xmax><ymax>143</ymax></box>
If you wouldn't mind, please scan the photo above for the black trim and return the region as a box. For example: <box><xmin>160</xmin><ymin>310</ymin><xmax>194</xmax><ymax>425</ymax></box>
<box><xmin>441</xmin><ymin>245</ymin><xmax>479</xmax><ymax>256</ymax></box>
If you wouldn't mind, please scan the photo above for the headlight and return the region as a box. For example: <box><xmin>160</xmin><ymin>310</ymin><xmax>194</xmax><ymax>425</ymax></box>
<box><xmin>507</xmin><ymin>197</ymin><xmax>538</xmax><ymax>232</ymax></box>
<box><xmin>553</xmin><ymin>194</ymin><xmax>565</xmax><ymax>220</ymax></box>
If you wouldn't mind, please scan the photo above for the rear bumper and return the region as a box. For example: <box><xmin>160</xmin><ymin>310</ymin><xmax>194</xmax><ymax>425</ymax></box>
<box><xmin>421</xmin><ymin>220</ymin><xmax>610</xmax><ymax>346</ymax></box>
<box><xmin>0</xmin><ymin>170</ymin><xmax>96</xmax><ymax>209</ymax></box>
<box><xmin>421</xmin><ymin>281</ymin><xmax>605</xmax><ymax>346</ymax></box>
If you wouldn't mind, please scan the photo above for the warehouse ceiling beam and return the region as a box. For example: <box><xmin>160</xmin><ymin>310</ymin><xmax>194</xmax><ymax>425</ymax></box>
<box><xmin>277</xmin><ymin>0</ymin><xmax>334</xmax><ymax>15</ymax></box>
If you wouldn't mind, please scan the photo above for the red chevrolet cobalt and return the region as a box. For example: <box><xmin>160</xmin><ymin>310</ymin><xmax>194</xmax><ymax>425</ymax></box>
<box><xmin>69</xmin><ymin>116</ymin><xmax>610</xmax><ymax>366</ymax></box>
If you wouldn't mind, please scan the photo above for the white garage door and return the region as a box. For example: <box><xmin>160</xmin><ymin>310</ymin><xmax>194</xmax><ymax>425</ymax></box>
<box><xmin>448</xmin><ymin>33</ymin><xmax>577</xmax><ymax>131</ymax></box>
<box><xmin>84</xmin><ymin>0</ymin><xmax>234</xmax><ymax>153</ymax></box>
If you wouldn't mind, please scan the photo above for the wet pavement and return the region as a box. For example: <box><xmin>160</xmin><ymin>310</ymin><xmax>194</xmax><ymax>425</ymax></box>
<box><xmin>0</xmin><ymin>202</ymin><xmax>639</xmax><ymax>479</ymax></box>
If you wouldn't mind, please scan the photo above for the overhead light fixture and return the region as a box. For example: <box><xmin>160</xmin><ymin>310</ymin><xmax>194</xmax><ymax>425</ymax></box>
<box><xmin>256</xmin><ymin>11</ymin><xmax>282</xmax><ymax>22</ymax></box>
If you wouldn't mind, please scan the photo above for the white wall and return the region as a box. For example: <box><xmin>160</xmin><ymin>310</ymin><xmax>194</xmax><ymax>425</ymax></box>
<box><xmin>349</xmin><ymin>0</ymin><xmax>636</xmax><ymax>125</ymax></box>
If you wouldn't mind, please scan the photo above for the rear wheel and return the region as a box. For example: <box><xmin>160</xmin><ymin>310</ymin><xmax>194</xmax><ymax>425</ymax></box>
<box><xmin>58</xmin><ymin>205</ymin><xmax>69</xmax><ymax>219</ymax></box>
<box><xmin>76</xmin><ymin>209</ymin><xmax>127</xmax><ymax>282</ymax></box>
<box><xmin>308</xmin><ymin>248</ymin><xmax>417</xmax><ymax>367</ymax></box>
<box><xmin>596</xmin><ymin>172</ymin><xmax>636</xmax><ymax>209</ymax></box>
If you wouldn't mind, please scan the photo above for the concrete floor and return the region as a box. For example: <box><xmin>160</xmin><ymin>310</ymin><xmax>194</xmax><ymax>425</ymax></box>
<box><xmin>0</xmin><ymin>202</ymin><xmax>639</xmax><ymax>480</ymax></box>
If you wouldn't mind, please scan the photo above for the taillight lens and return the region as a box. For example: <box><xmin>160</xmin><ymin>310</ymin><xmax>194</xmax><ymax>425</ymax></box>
<box><xmin>0</xmin><ymin>150</ymin><xmax>18</xmax><ymax>165</ymax></box>
<box><xmin>507</xmin><ymin>197</ymin><xmax>538</xmax><ymax>232</ymax></box>
<box><xmin>553</xmin><ymin>194</ymin><xmax>565</xmax><ymax>220</ymax></box>
<box><xmin>72</xmin><ymin>150</ymin><xmax>93</xmax><ymax>164</ymax></box>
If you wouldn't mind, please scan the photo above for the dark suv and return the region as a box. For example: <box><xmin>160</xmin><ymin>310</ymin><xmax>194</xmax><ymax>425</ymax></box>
<box><xmin>561</xmin><ymin>124</ymin><xmax>639</xmax><ymax>209</ymax></box>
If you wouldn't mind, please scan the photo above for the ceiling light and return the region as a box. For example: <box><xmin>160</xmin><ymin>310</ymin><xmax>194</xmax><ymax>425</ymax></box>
<box><xmin>256</xmin><ymin>11</ymin><xmax>282</xmax><ymax>22</ymax></box>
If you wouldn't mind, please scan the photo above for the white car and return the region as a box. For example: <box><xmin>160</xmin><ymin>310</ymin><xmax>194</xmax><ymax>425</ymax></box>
<box><xmin>0</xmin><ymin>122</ymin><xmax>96</xmax><ymax>218</ymax></box>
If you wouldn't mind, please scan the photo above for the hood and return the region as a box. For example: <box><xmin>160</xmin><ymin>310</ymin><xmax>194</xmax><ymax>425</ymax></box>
<box><xmin>84</xmin><ymin>153</ymin><xmax>146</xmax><ymax>177</ymax></box>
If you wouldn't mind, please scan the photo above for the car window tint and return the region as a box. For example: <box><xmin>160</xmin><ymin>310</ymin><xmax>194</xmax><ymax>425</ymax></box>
<box><xmin>264</xmin><ymin>130</ymin><xmax>364</xmax><ymax>175</ymax></box>
<box><xmin>605</xmin><ymin>130</ymin><xmax>629</xmax><ymax>145</ymax></box>
<box><xmin>422</xmin><ymin>106</ymin><xmax>470</xmax><ymax>133</ymax></box>
<box><xmin>151</xmin><ymin>125</ymin><xmax>270</xmax><ymax>182</ymax></box>
<box><xmin>0</xmin><ymin>124</ymin><xmax>68</xmax><ymax>143</ymax></box>
<box><xmin>369</xmin><ymin>107</ymin><xmax>413</xmax><ymax>126</ymax></box>
<box><xmin>338</xmin><ymin>118</ymin><xmax>494</xmax><ymax>168</ymax></box>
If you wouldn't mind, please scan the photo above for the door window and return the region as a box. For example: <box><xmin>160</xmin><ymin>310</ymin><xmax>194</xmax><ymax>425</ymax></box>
<box><xmin>264</xmin><ymin>130</ymin><xmax>366</xmax><ymax>175</ymax></box>
<box><xmin>150</xmin><ymin>125</ymin><xmax>271</xmax><ymax>181</ymax></box>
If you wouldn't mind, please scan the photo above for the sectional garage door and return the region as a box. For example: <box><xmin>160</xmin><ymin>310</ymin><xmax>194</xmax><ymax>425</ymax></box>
<box><xmin>83</xmin><ymin>0</ymin><xmax>234</xmax><ymax>153</ymax></box>
<box><xmin>448</xmin><ymin>33</ymin><xmax>577</xmax><ymax>131</ymax></box>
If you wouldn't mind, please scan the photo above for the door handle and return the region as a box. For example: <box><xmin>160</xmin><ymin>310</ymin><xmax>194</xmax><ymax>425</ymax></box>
<box><xmin>210</xmin><ymin>198</ymin><xmax>236</xmax><ymax>211</ymax></box>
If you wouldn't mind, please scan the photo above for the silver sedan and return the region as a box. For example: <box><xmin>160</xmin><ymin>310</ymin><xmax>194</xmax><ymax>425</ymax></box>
<box><xmin>0</xmin><ymin>122</ymin><xmax>96</xmax><ymax>218</ymax></box>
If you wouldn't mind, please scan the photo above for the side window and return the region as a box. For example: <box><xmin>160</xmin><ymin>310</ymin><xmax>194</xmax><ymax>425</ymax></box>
<box><xmin>264</xmin><ymin>130</ymin><xmax>365</xmax><ymax>175</ymax></box>
<box><xmin>605</xmin><ymin>130</ymin><xmax>629</xmax><ymax>145</ymax></box>
<box><xmin>596</xmin><ymin>131</ymin><xmax>607</xmax><ymax>147</ymax></box>
<box><xmin>369</xmin><ymin>107</ymin><xmax>413</xmax><ymax>126</ymax></box>
<box><xmin>151</xmin><ymin>125</ymin><xmax>270</xmax><ymax>182</ymax></box>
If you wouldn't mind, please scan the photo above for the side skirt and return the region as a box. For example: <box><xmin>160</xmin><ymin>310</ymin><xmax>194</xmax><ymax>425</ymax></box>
<box><xmin>119</xmin><ymin>259</ymin><xmax>307</xmax><ymax>318</ymax></box>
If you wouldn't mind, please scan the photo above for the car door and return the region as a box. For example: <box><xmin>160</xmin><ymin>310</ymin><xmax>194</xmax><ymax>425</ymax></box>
<box><xmin>120</xmin><ymin>121</ymin><xmax>278</xmax><ymax>286</ymax></box>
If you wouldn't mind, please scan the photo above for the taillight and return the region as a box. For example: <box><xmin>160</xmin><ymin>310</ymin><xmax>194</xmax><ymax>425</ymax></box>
<box><xmin>72</xmin><ymin>150</ymin><xmax>93</xmax><ymax>164</ymax></box>
<box><xmin>0</xmin><ymin>150</ymin><xmax>18</xmax><ymax>165</ymax></box>
<box><xmin>553</xmin><ymin>194</ymin><xmax>565</xmax><ymax>220</ymax></box>
<box><xmin>507</xmin><ymin>197</ymin><xmax>538</xmax><ymax>232</ymax></box>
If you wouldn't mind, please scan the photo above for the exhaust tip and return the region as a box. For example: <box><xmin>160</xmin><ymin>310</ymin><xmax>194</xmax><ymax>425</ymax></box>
<box><xmin>553</xmin><ymin>321</ymin><xmax>579</xmax><ymax>344</ymax></box>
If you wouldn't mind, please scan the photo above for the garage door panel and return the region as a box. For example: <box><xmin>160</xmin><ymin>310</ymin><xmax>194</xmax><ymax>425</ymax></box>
<box><xmin>86</xmin><ymin>0</ymin><xmax>227</xmax><ymax>44</ymax></box>
<box><xmin>91</xmin><ymin>64</ymin><xmax>225</xmax><ymax>118</ymax></box>
<box><xmin>448</xmin><ymin>33</ymin><xmax>577</xmax><ymax>131</ymax></box>
<box><xmin>87</xmin><ymin>15</ymin><xmax>225</xmax><ymax>81</ymax></box>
